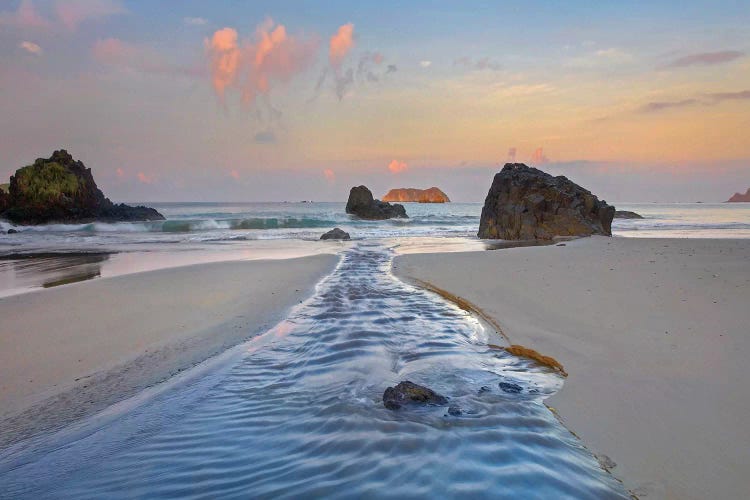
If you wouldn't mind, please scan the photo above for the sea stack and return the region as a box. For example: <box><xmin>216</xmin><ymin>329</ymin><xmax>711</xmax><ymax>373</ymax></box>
<box><xmin>382</xmin><ymin>187</ymin><xmax>450</xmax><ymax>203</ymax></box>
<box><xmin>727</xmin><ymin>188</ymin><xmax>750</xmax><ymax>202</ymax></box>
<box><xmin>0</xmin><ymin>150</ymin><xmax>164</xmax><ymax>225</ymax></box>
<box><xmin>345</xmin><ymin>185</ymin><xmax>408</xmax><ymax>220</ymax></box>
<box><xmin>478</xmin><ymin>163</ymin><xmax>615</xmax><ymax>240</ymax></box>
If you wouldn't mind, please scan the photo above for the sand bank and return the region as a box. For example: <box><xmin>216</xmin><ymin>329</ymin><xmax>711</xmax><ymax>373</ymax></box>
<box><xmin>0</xmin><ymin>254</ymin><xmax>338</xmax><ymax>449</ymax></box>
<box><xmin>394</xmin><ymin>237</ymin><xmax>750</xmax><ymax>499</ymax></box>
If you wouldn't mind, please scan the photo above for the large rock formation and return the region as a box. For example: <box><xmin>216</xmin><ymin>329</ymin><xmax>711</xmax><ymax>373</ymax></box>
<box><xmin>478</xmin><ymin>163</ymin><xmax>615</xmax><ymax>240</ymax></box>
<box><xmin>345</xmin><ymin>185</ymin><xmax>407</xmax><ymax>220</ymax></box>
<box><xmin>0</xmin><ymin>150</ymin><xmax>164</xmax><ymax>225</ymax></box>
<box><xmin>382</xmin><ymin>187</ymin><xmax>451</xmax><ymax>203</ymax></box>
<box><xmin>727</xmin><ymin>188</ymin><xmax>750</xmax><ymax>202</ymax></box>
<box><xmin>383</xmin><ymin>381</ymin><xmax>448</xmax><ymax>410</ymax></box>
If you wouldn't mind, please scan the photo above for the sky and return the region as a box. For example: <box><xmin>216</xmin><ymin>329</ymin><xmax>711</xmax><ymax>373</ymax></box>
<box><xmin>1</xmin><ymin>0</ymin><xmax>749</xmax><ymax>203</ymax></box>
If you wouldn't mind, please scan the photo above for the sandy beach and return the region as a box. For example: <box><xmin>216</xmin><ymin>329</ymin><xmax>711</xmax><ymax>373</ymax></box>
<box><xmin>0</xmin><ymin>254</ymin><xmax>338</xmax><ymax>449</ymax></box>
<box><xmin>394</xmin><ymin>237</ymin><xmax>750</xmax><ymax>499</ymax></box>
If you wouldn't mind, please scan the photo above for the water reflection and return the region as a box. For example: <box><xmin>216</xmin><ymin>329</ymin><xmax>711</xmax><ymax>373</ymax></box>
<box><xmin>0</xmin><ymin>253</ymin><xmax>110</xmax><ymax>296</ymax></box>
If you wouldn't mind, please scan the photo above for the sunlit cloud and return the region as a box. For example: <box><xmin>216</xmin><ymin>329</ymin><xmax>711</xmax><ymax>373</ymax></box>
<box><xmin>19</xmin><ymin>41</ymin><xmax>43</xmax><ymax>55</ymax></box>
<box><xmin>664</xmin><ymin>50</ymin><xmax>744</xmax><ymax>68</ymax></box>
<box><xmin>388</xmin><ymin>159</ymin><xmax>408</xmax><ymax>174</ymax></box>
<box><xmin>184</xmin><ymin>17</ymin><xmax>207</xmax><ymax>26</ymax></box>
<box><xmin>329</xmin><ymin>23</ymin><xmax>354</xmax><ymax>69</ymax></box>
<box><xmin>229</xmin><ymin>169</ymin><xmax>240</xmax><ymax>180</ymax></box>
<box><xmin>507</xmin><ymin>147</ymin><xmax>517</xmax><ymax>162</ymax></box>
<box><xmin>115</xmin><ymin>167</ymin><xmax>125</xmax><ymax>178</ymax></box>
<box><xmin>323</xmin><ymin>168</ymin><xmax>335</xmax><ymax>182</ymax></box>
<box><xmin>137</xmin><ymin>172</ymin><xmax>154</xmax><ymax>184</ymax></box>
<box><xmin>530</xmin><ymin>147</ymin><xmax>549</xmax><ymax>164</ymax></box>
<box><xmin>205</xmin><ymin>20</ymin><xmax>319</xmax><ymax>108</ymax></box>
<box><xmin>419</xmin><ymin>60</ymin><xmax>432</xmax><ymax>68</ymax></box>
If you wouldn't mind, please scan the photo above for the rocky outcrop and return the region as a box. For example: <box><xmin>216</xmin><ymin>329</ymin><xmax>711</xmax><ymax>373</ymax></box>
<box><xmin>0</xmin><ymin>150</ymin><xmax>164</xmax><ymax>225</ymax></box>
<box><xmin>383</xmin><ymin>381</ymin><xmax>448</xmax><ymax>410</ymax></box>
<box><xmin>320</xmin><ymin>227</ymin><xmax>350</xmax><ymax>240</ymax></box>
<box><xmin>382</xmin><ymin>187</ymin><xmax>450</xmax><ymax>203</ymax></box>
<box><xmin>478</xmin><ymin>163</ymin><xmax>614</xmax><ymax>240</ymax></box>
<box><xmin>345</xmin><ymin>185</ymin><xmax>407</xmax><ymax>220</ymax></box>
<box><xmin>727</xmin><ymin>188</ymin><xmax>750</xmax><ymax>202</ymax></box>
<box><xmin>614</xmin><ymin>210</ymin><xmax>643</xmax><ymax>219</ymax></box>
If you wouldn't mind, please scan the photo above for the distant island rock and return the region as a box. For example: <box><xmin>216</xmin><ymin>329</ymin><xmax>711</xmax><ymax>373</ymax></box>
<box><xmin>345</xmin><ymin>185</ymin><xmax>408</xmax><ymax>220</ymax></box>
<box><xmin>727</xmin><ymin>188</ymin><xmax>750</xmax><ymax>202</ymax></box>
<box><xmin>382</xmin><ymin>187</ymin><xmax>450</xmax><ymax>203</ymax></box>
<box><xmin>0</xmin><ymin>150</ymin><xmax>164</xmax><ymax>225</ymax></box>
<box><xmin>478</xmin><ymin>163</ymin><xmax>614</xmax><ymax>240</ymax></box>
<box><xmin>614</xmin><ymin>210</ymin><xmax>644</xmax><ymax>219</ymax></box>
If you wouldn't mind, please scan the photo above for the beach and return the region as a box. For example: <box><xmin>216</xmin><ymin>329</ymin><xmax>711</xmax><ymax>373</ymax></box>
<box><xmin>0</xmin><ymin>254</ymin><xmax>339</xmax><ymax>449</ymax></box>
<box><xmin>393</xmin><ymin>236</ymin><xmax>750</xmax><ymax>499</ymax></box>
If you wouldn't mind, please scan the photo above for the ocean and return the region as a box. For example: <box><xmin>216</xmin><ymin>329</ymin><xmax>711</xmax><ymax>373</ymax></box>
<box><xmin>1</xmin><ymin>201</ymin><xmax>749</xmax><ymax>297</ymax></box>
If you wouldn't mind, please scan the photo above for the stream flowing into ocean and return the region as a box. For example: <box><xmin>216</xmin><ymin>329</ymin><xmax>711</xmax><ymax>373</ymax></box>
<box><xmin>0</xmin><ymin>243</ymin><xmax>628</xmax><ymax>499</ymax></box>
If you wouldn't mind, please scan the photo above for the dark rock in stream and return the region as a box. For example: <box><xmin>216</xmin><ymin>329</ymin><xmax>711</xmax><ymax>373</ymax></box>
<box><xmin>446</xmin><ymin>405</ymin><xmax>463</xmax><ymax>416</ymax></box>
<box><xmin>6</xmin><ymin>228</ymin><xmax>18</xmax><ymax>234</ymax></box>
<box><xmin>383</xmin><ymin>381</ymin><xmax>448</xmax><ymax>410</ymax></box>
<box><xmin>499</xmin><ymin>382</ymin><xmax>523</xmax><ymax>394</ymax></box>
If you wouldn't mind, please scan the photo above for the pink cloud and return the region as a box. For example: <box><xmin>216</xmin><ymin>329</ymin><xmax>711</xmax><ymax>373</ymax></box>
<box><xmin>137</xmin><ymin>172</ymin><xmax>154</xmax><ymax>184</ymax></box>
<box><xmin>531</xmin><ymin>147</ymin><xmax>549</xmax><ymax>164</ymax></box>
<box><xmin>329</xmin><ymin>23</ymin><xmax>354</xmax><ymax>69</ymax></box>
<box><xmin>115</xmin><ymin>167</ymin><xmax>125</xmax><ymax>178</ymax></box>
<box><xmin>388</xmin><ymin>159</ymin><xmax>408</xmax><ymax>174</ymax></box>
<box><xmin>229</xmin><ymin>169</ymin><xmax>240</xmax><ymax>180</ymax></box>
<box><xmin>56</xmin><ymin>0</ymin><xmax>125</xmax><ymax>31</ymax></box>
<box><xmin>92</xmin><ymin>37</ymin><xmax>136</xmax><ymax>64</ymax></box>
<box><xmin>205</xmin><ymin>19</ymin><xmax>319</xmax><ymax>107</ymax></box>
<box><xmin>323</xmin><ymin>168</ymin><xmax>335</xmax><ymax>182</ymax></box>
<box><xmin>0</xmin><ymin>0</ymin><xmax>50</xmax><ymax>28</ymax></box>
<box><xmin>19</xmin><ymin>41</ymin><xmax>43</xmax><ymax>55</ymax></box>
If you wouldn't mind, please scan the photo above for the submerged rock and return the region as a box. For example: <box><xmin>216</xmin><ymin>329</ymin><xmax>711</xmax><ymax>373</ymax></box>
<box><xmin>614</xmin><ymin>210</ymin><xmax>643</xmax><ymax>219</ymax></box>
<box><xmin>6</xmin><ymin>228</ymin><xmax>18</xmax><ymax>234</ymax></box>
<box><xmin>499</xmin><ymin>382</ymin><xmax>523</xmax><ymax>394</ymax></box>
<box><xmin>477</xmin><ymin>163</ymin><xmax>614</xmax><ymax>240</ymax></box>
<box><xmin>383</xmin><ymin>381</ymin><xmax>448</xmax><ymax>410</ymax></box>
<box><xmin>382</xmin><ymin>187</ymin><xmax>450</xmax><ymax>203</ymax></box>
<box><xmin>320</xmin><ymin>227</ymin><xmax>351</xmax><ymax>240</ymax></box>
<box><xmin>1</xmin><ymin>150</ymin><xmax>164</xmax><ymax>225</ymax></box>
<box><xmin>346</xmin><ymin>185</ymin><xmax>408</xmax><ymax>220</ymax></box>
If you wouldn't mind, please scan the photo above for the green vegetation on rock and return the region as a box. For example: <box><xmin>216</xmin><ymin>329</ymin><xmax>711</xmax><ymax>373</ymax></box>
<box><xmin>14</xmin><ymin>161</ymin><xmax>83</xmax><ymax>205</ymax></box>
<box><xmin>0</xmin><ymin>183</ymin><xmax>8</xmax><ymax>194</ymax></box>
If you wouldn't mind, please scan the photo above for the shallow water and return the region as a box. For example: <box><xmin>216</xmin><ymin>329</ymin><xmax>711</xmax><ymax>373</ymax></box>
<box><xmin>0</xmin><ymin>243</ymin><xmax>627</xmax><ymax>499</ymax></box>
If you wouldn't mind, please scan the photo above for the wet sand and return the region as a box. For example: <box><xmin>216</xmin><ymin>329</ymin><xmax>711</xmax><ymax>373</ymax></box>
<box><xmin>394</xmin><ymin>236</ymin><xmax>750</xmax><ymax>499</ymax></box>
<box><xmin>0</xmin><ymin>254</ymin><xmax>338</xmax><ymax>449</ymax></box>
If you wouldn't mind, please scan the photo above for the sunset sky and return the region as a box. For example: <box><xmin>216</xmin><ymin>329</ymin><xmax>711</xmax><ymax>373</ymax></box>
<box><xmin>1</xmin><ymin>0</ymin><xmax>748</xmax><ymax>202</ymax></box>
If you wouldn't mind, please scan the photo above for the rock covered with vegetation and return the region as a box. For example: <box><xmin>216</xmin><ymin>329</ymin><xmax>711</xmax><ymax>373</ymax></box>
<box><xmin>345</xmin><ymin>185</ymin><xmax>407</xmax><ymax>220</ymax></box>
<box><xmin>382</xmin><ymin>187</ymin><xmax>451</xmax><ymax>203</ymax></box>
<box><xmin>478</xmin><ymin>163</ymin><xmax>614</xmax><ymax>240</ymax></box>
<box><xmin>0</xmin><ymin>150</ymin><xmax>164</xmax><ymax>225</ymax></box>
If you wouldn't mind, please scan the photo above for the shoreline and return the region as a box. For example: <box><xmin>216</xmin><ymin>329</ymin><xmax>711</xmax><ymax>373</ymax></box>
<box><xmin>0</xmin><ymin>254</ymin><xmax>339</xmax><ymax>450</ymax></box>
<box><xmin>394</xmin><ymin>236</ymin><xmax>750</xmax><ymax>499</ymax></box>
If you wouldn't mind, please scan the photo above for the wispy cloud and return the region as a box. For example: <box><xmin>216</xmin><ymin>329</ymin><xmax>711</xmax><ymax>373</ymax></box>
<box><xmin>323</xmin><ymin>168</ymin><xmax>335</xmax><ymax>182</ymax></box>
<box><xmin>184</xmin><ymin>17</ymin><xmax>207</xmax><ymax>26</ymax></box>
<box><xmin>638</xmin><ymin>90</ymin><xmax>750</xmax><ymax>113</ymax></box>
<box><xmin>530</xmin><ymin>147</ymin><xmax>549</xmax><ymax>164</ymax></box>
<box><xmin>454</xmin><ymin>56</ymin><xmax>501</xmax><ymax>71</ymax></box>
<box><xmin>19</xmin><ymin>41</ymin><xmax>43</xmax><ymax>55</ymax></box>
<box><xmin>419</xmin><ymin>60</ymin><xmax>432</xmax><ymax>68</ymax></box>
<box><xmin>254</xmin><ymin>130</ymin><xmax>277</xmax><ymax>144</ymax></box>
<box><xmin>93</xmin><ymin>38</ymin><xmax>203</xmax><ymax>77</ymax></box>
<box><xmin>663</xmin><ymin>50</ymin><xmax>744</xmax><ymax>68</ymax></box>
<box><xmin>1</xmin><ymin>0</ymin><xmax>125</xmax><ymax>31</ymax></box>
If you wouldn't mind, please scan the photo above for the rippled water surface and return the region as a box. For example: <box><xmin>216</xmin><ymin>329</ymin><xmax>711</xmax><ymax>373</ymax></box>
<box><xmin>0</xmin><ymin>243</ymin><xmax>627</xmax><ymax>499</ymax></box>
